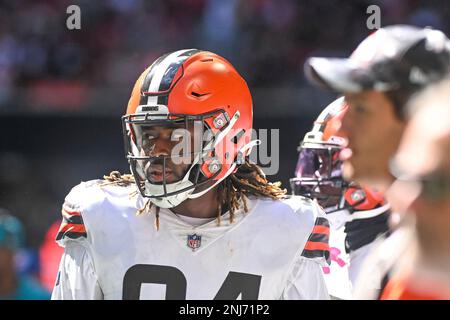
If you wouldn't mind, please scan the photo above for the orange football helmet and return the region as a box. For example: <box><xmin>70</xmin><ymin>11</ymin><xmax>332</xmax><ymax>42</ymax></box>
<box><xmin>122</xmin><ymin>49</ymin><xmax>255</xmax><ymax>208</ymax></box>
<box><xmin>290</xmin><ymin>97</ymin><xmax>386</xmax><ymax>213</ymax></box>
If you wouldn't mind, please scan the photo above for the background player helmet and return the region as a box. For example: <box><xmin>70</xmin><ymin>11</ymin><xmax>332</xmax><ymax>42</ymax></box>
<box><xmin>290</xmin><ymin>97</ymin><xmax>385</xmax><ymax>213</ymax></box>
<box><xmin>122</xmin><ymin>49</ymin><xmax>255</xmax><ymax>208</ymax></box>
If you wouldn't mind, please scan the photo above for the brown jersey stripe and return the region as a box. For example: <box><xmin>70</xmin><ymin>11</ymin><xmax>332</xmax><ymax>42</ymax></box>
<box><xmin>62</xmin><ymin>214</ymin><xmax>83</xmax><ymax>225</ymax></box>
<box><xmin>315</xmin><ymin>217</ymin><xmax>330</xmax><ymax>227</ymax></box>
<box><xmin>302</xmin><ymin>249</ymin><xmax>331</xmax><ymax>262</ymax></box>
<box><xmin>61</xmin><ymin>208</ymin><xmax>84</xmax><ymax>225</ymax></box>
<box><xmin>56</xmin><ymin>222</ymin><xmax>87</xmax><ymax>241</ymax></box>
<box><xmin>56</xmin><ymin>231</ymin><xmax>88</xmax><ymax>241</ymax></box>
<box><xmin>308</xmin><ymin>232</ymin><xmax>329</xmax><ymax>244</ymax></box>
<box><xmin>301</xmin><ymin>216</ymin><xmax>331</xmax><ymax>263</ymax></box>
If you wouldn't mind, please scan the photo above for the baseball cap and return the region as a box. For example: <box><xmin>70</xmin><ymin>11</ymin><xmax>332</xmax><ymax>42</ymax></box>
<box><xmin>305</xmin><ymin>25</ymin><xmax>450</xmax><ymax>93</ymax></box>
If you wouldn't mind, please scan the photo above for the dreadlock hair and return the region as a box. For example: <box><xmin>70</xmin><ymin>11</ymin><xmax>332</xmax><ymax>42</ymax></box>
<box><xmin>217</xmin><ymin>159</ymin><xmax>286</xmax><ymax>224</ymax></box>
<box><xmin>101</xmin><ymin>159</ymin><xmax>286</xmax><ymax>230</ymax></box>
<box><xmin>101</xmin><ymin>171</ymin><xmax>162</xmax><ymax>230</ymax></box>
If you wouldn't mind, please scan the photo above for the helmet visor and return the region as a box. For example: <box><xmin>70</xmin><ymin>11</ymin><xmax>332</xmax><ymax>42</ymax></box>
<box><xmin>122</xmin><ymin>110</ymin><xmax>224</xmax><ymax>198</ymax></box>
<box><xmin>291</xmin><ymin>146</ymin><xmax>345</xmax><ymax>209</ymax></box>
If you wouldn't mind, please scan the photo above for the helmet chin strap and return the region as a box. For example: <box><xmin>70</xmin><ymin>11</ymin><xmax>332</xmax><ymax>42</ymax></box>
<box><xmin>144</xmin><ymin>180</ymin><xmax>194</xmax><ymax>208</ymax></box>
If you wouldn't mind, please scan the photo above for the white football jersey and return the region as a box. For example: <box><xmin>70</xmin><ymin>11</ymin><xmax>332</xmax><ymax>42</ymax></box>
<box><xmin>51</xmin><ymin>180</ymin><xmax>330</xmax><ymax>300</ymax></box>
<box><xmin>322</xmin><ymin>223</ymin><xmax>352</xmax><ymax>300</ymax></box>
<box><xmin>321</xmin><ymin>205</ymin><xmax>391</xmax><ymax>300</ymax></box>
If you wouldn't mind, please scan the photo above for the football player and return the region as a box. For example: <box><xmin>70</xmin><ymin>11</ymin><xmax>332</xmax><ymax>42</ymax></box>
<box><xmin>304</xmin><ymin>25</ymin><xmax>450</xmax><ymax>299</ymax></box>
<box><xmin>51</xmin><ymin>49</ymin><xmax>330</xmax><ymax>300</ymax></box>
<box><xmin>290</xmin><ymin>97</ymin><xmax>390</xmax><ymax>299</ymax></box>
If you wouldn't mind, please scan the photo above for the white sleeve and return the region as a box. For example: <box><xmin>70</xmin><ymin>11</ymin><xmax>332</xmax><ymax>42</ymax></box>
<box><xmin>281</xmin><ymin>257</ymin><xmax>330</xmax><ymax>300</ymax></box>
<box><xmin>51</xmin><ymin>241</ymin><xmax>103</xmax><ymax>300</ymax></box>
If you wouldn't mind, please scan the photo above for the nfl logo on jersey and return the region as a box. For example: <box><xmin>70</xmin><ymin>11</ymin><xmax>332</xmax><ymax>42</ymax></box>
<box><xmin>187</xmin><ymin>234</ymin><xmax>202</xmax><ymax>251</ymax></box>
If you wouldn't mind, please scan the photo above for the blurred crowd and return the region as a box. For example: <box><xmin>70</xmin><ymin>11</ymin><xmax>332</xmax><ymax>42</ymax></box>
<box><xmin>0</xmin><ymin>208</ymin><xmax>55</xmax><ymax>299</ymax></box>
<box><xmin>1</xmin><ymin>0</ymin><xmax>449</xmax><ymax>113</ymax></box>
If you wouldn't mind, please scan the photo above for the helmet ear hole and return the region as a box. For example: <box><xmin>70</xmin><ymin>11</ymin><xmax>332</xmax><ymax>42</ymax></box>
<box><xmin>191</xmin><ymin>91</ymin><xmax>202</xmax><ymax>97</ymax></box>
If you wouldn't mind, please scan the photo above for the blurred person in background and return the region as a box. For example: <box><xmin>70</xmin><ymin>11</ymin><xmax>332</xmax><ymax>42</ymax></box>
<box><xmin>304</xmin><ymin>25</ymin><xmax>450</xmax><ymax>193</ymax></box>
<box><xmin>290</xmin><ymin>97</ymin><xmax>390</xmax><ymax>299</ymax></box>
<box><xmin>380</xmin><ymin>77</ymin><xmax>450</xmax><ymax>299</ymax></box>
<box><xmin>0</xmin><ymin>209</ymin><xmax>50</xmax><ymax>300</ymax></box>
<box><xmin>304</xmin><ymin>24</ymin><xmax>450</xmax><ymax>299</ymax></box>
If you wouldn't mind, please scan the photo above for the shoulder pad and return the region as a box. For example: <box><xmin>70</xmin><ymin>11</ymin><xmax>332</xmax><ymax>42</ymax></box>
<box><xmin>55</xmin><ymin>181</ymin><xmax>103</xmax><ymax>243</ymax></box>
<box><xmin>55</xmin><ymin>179</ymin><xmax>140</xmax><ymax>245</ymax></box>
<box><xmin>56</xmin><ymin>202</ymin><xmax>87</xmax><ymax>241</ymax></box>
<box><xmin>281</xmin><ymin>196</ymin><xmax>330</xmax><ymax>264</ymax></box>
<box><xmin>56</xmin><ymin>179</ymin><xmax>112</xmax><ymax>243</ymax></box>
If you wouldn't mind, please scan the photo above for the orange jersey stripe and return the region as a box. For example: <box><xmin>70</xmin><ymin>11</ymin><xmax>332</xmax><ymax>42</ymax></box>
<box><xmin>304</xmin><ymin>241</ymin><xmax>329</xmax><ymax>251</ymax></box>
<box><xmin>311</xmin><ymin>225</ymin><xmax>329</xmax><ymax>236</ymax></box>
<box><xmin>58</xmin><ymin>223</ymin><xmax>86</xmax><ymax>233</ymax></box>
